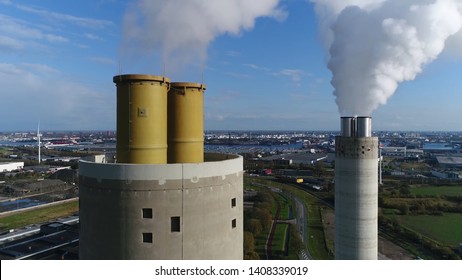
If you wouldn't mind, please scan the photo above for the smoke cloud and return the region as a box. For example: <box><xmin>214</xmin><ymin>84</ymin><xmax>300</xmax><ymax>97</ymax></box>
<box><xmin>121</xmin><ymin>0</ymin><xmax>285</xmax><ymax>73</ymax></box>
<box><xmin>310</xmin><ymin>0</ymin><xmax>462</xmax><ymax>116</ymax></box>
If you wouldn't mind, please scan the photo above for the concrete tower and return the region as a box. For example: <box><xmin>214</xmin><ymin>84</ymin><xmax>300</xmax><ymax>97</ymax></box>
<box><xmin>335</xmin><ymin>116</ymin><xmax>378</xmax><ymax>260</ymax></box>
<box><xmin>79</xmin><ymin>75</ymin><xmax>243</xmax><ymax>260</ymax></box>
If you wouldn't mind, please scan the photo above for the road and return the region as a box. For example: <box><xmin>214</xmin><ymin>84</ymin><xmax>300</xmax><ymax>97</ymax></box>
<box><xmin>251</xmin><ymin>182</ymin><xmax>313</xmax><ymax>259</ymax></box>
<box><xmin>292</xmin><ymin>195</ymin><xmax>312</xmax><ymax>260</ymax></box>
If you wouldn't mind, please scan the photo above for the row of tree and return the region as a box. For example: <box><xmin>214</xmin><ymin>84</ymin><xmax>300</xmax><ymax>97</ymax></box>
<box><xmin>380</xmin><ymin>196</ymin><xmax>462</xmax><ymax>215</ymax></box>
<box><xmin>379</xmin><ymin>216</ymin><xmax>460</xmax><ymax>260</ymax></box>
<box><xmin>244</xmin><ymin>190</ymin><xmax>275</xmax><ymax>260</ymax></box>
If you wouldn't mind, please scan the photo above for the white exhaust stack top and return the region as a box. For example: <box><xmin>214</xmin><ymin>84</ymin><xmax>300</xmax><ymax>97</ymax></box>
<box><xmin>340</xmin><ymin>116</ymin><xmax>371</xmax><ymax>137</ymax></box>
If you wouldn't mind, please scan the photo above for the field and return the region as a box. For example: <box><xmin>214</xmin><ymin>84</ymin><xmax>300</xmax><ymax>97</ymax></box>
<box><xmin>410</xmin><ymin>185</ymin><xmax>462</xmax><ymax>197</ymax></box>
<box><xmin>254</xmin><ymin>228</ymin><xmax>270</xmax><ymax>259</ymax></box>
<box><xmin>0</xmin><ymin>200</ymin><xmax>79</xmax><ymax>232</ymax></box>
<box><xmin>274</xmin><ymin>193</ymin><xmax>293</xmax><ymax>220</ymax></box>
<box><xmin>272</xmin><ymin>223</ymin><xmax>289</xmax><ymax>254</ymax></box>
<box><xmin>399</xmin><ymin>162</ymin><xmax>430</xmax><ymax>171</ymax></box>
<box><xmin>394</xmin><ymin>213</ymin><xmax>462</xmax><ymax>247</ymax></box>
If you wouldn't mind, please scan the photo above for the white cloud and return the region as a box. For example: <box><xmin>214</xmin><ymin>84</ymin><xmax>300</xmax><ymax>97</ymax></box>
<box><xmin>45</xmin><ymin>34</ymin><xmax>69</xmax><ymax>43</ymax></box>
<box><xmin>16</xmin><ymin>5</ymin><xmax>114</xmax><ymax>29</ymax></box>
<box><xmin>244</xmin><ymin>63</ymin><xmax>270</xmax><ymax>71</ymax></box>
<box><xmin>84</xmin><ymin>33</ymin><xmax>103</xmax><ymax>41</ymax></box>
<box><xmin>0</xmin><ymin>14</ymin><xmax>69</xmax><ymax>46</ymax></box>
<box><xmin>0</xmin><ymin>63</ymin><xmax>24</xmax><ymax>75</ymax></box>
<box><xmin>226</xmin><ymin>72</ymin><xmax>252</xmax><ymax>79</ymax></box>
<box><xmin>311</xmin><ymin>0</ymin><xmax>462</xmax><ymax>116</ymax></box>
<box><xmin>87</xmin><ymin>57</ymin><xmax>117</xmax><ymax>65</ymax></box>
<box><xmin>0</xmin><ymin>14</ymin><xmax>42</xmax><ymax>39</ymax></box>
<box><xmin>75</xmin><ymin>43</ymin><xmax>90</xmax><ymax>49</ymax></box>
<box><xmin>20</xmin><ymin>63</ymin><xmax>60</xmax><ymax>74</ymax></box>
<box><xmin>0</xmin><ymin>63</ymin><xmax>114</xmax><ymax>130</ymax></box>
<box><xmin>205</xmin><ymin>113</ymin><xmax>225</xmax><ymax>121</ymax></box>
<box><xmin>0</xmin><ymin>35</ymin><xmax>25</xmax><ymax>52</ymax></box>
<box><xmin>445</xmin><ymin>29</ymin><xmax>462</xmax><ymax>57</ymax></box>
<box><xmin>273</xmin><ymin>69</ymin><xmax>311</xmax><ymax>82</ymax></box>
<box><xmin>225</xmin><ymin>50</ymin><xmax>241</xmax><ymax>57</ymax></box>
<box><xmin>122</xmin><ymin>0</ymin><xmax>286</xmax><ymax>72</ymax></box>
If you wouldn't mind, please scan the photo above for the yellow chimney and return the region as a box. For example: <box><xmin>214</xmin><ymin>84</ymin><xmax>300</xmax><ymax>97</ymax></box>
<box><xmin>168</xmin><ymin>82</ymin><xmax>206</xmax><ymax>163</ymax></box>
<box><xmin>114</xmin><ymin>74</ymin><xmax>170</xmax><ymax>164</ymax></box>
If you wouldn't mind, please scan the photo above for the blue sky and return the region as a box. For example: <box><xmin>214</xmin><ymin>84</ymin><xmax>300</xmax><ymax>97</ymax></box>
<box><xmin>0</xmin><ymin>0</ymin><xmax>461</xmax><ymax>132</ymax></box>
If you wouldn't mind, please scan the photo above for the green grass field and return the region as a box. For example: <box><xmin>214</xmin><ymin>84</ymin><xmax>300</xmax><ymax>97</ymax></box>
<box><xmin>272</xmin><ymin>223</ymin><xmax>289</xmax><ymax>253</ymax></box>
<box><xmin>410</xmin><ymin>186</ymin><xmax>462</xmax><ymax>197</ymax></box>
<box><xmin>274</xmin><ymin>193</ymin><xmax>292</xmax><ymax>220</ymax></box>
<box><xmin>394</xmin><ymin>213</ymin><xmax>462</xmax><ymax>247</ymax></box>
<box><xmin>0</xmin><ymin>200</ymin><xmax>79</xmax><ymax>232</ymax></box>
<box><xmin>320</xmin><ymin>207</ymin><xmax>334</xmax><ymax>256</ymax></box>
<box><xmin>255</xmin><ymin>228</ymin><xmax>270</xmax><ymax>259</ymax></box>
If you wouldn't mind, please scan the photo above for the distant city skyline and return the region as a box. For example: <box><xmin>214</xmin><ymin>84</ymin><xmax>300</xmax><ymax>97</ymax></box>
<box><xmin>1</xmin><ymin>0</ymin><xmax>461</xmax><ymax>132</ymax></box>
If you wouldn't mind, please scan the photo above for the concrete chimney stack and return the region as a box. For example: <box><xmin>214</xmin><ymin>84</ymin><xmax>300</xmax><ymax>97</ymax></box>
<box><xmin>335</xmin><ymin>116</ymin><xmax>378</xmax><ymax>260</ymax></box>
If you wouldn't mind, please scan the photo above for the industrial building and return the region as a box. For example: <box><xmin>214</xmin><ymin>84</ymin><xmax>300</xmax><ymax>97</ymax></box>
<box><xmin>0</xmin><ymin>162</ymin><xmax>24</xmax><ymax>173</ymax></box>
<box><xmin>0</xmin><ymin>222</ymin><xmax>79</xmax><ymax>260</ymax></box>
<box><xmin>436</xmin><ymin>156</ymin><xmax>462</xmax><ymax>168</ymax></box>
<box><xmin>431</xmin><ymin>169</ymin><xmax>461</xmax><ymax>179</ymax></box>
<box><xmin>79</xmin><ymin>74</ymin><xmax>243</xmax><ymax>260</ymax></box>
<box><xmin>335</xmin><ymin>116</ymin><xmax>378</xmax><ymax>260</ymax></box>
<box><xmin>423</xmin><ymin>143</ymin><xmax>457</xmax><ymax>153</ymax></box>
<box><xmin>380</xmin><ymin>146</ymin><xmax>423</xmax><ymax>158</ymax></box>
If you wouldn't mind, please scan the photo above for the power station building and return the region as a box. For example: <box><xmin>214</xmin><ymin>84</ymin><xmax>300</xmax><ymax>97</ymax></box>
<box><xmin>335</xmin><ymin>116</ymin><xmax>378</xmax><ymax>260</ymax></box>
<box><xmin>79</xmin><ymin>74</ymin><xmax>243</xmax><ymax>259</ymax></box>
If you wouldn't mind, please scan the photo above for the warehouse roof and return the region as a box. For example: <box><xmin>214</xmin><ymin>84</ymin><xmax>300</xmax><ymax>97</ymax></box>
<box><xmin>436</xmin><ymin>156</ymin><xmax>462</xmax><ymax>166</ymax></box>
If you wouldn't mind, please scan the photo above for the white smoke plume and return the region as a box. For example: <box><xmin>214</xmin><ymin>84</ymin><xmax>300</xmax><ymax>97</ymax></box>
<box><xmin>310</xmin><ymin>0</ymin><xmax>462</xmax><ymax>116</ymax></box>
<box><xmin>121</xmin><ymin>0</ymin><xmax>285</xmax><ymax>73</ymax></box>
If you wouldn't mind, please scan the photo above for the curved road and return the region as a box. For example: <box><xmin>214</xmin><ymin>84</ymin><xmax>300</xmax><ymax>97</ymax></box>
<box><xmin>252</xmin><ymin>182</ymin><xmax>313</xmax><ymax>259</ymax></box>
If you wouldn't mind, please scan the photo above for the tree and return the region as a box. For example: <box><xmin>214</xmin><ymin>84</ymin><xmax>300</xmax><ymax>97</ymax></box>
<box><xmin>399</xmin><ymin>184</ymin><xmax>411</xmax><ymax>196</ymax></box>
<box><xmin>399</xmin><ymin>203</ymin><xmax>409</xmax><ymax>215</ymax></box>
<box><xmin>246</xmin><ymin>219</ymin><xmax>263</xmax><ymax>236</ymax></box>
<box><xmin>378</xmin><ymin>196</ymin><xmax>385</xmax><ymax>207</ymax></box>
<box><xmin>255</xmin><ymin>191</ymin><xmax>274</xmax><ymax>205</ymax></box>
<box><xmin>313</xmin><ymin>161</ymin><xmax>325</xmax><ymax>177</ymax></box>
<box><xmin>416</xmin><ymin>202</ymin><xmax>426</xmax><ymax>214</ymax></box>
<box><xmin>243</xmin><ymin>231</ymin><xmax>255</xmax><ymax>255</ymax></box>
<box><xmin>244</xmin><ymin>251</ymin><xmax>260</xmax><ymax>260</ymax></box>
<box><xmin>258</xmin><ymin>209</ymin><xmax>273</xmax><ymax>231</ymax></box>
